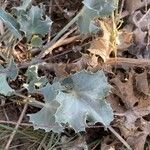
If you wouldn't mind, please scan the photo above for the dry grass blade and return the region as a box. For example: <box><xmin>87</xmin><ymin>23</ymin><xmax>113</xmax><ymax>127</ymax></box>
<box><xmin>5</xmin><ymin>103</ymin><xmax>28</xmax><ymax>150</ymax></box>
<box><xmin>108</xmin><ymin>126</ymin><xmax>133</xmax><ymax>150</ymax></box>
<box><xmin>39</xmin><ymin>27</ymin><xmax>78</xmax><ymax>58</ymax></box>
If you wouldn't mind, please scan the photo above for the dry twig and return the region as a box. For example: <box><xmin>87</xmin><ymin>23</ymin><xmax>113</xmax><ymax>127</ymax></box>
<box><xmin>106</xmin><ymin>57</ymin><xmax>150</xmax><ymax>67</ymax></box>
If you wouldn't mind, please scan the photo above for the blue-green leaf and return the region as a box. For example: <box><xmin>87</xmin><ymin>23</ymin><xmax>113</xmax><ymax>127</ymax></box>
<box><xmin>23</xmin><ymin>65</ymin><xmax>48</xmax><ymax>93</ymax></box>
<box><xmin>0</xmin><ymin>59</ymin><xmax>18</xmax><ymax>96</ymax></box>
<box><xmin>0</xmin><ymin>74</ymin><xmax>14</xmax><ymax>96</ymax></box>
<box><xmin>18</xmin><ymin>6</ymin><xmax>52</xmax><ymax>40</ymax></box>
<box><xmin>83</xmin><ymin>0</ymin><xmax>117</xmax><ymax>15</ymax></box>
<box><xmin>0</xmin><ymin>59</ymin><xmax>18</xmax><ymax>80</ymax></box>
<box><xmin>28</xmin><ymin>70</ymin><xmax>113</xmax><ymax>133</ymax></box>
<box><xmin>77</xmin><ymin>7</ymin><xmax>98</xmax><ymax>34</ymax></box>
<box><xmin>55</xmin><ymin>70</ymin><xmax>113</xmax><ymax>132</ymax></box>
<box><xmin>0</xmin><ymin>9</ymin><xmax>22</xmax><ymax>39</ymax></box>
<box><xmin>28</xmin><ymin>83</ymin><xmax>63</xmax><ymax>133</ymax></box>
<box><xmin>7</xmin><ymin>59</ymin><xmax>19</xmax><ymax>80</ymax></box>
<box><xmin>77</xmin><ymin>0</ymin><xmax>117</xmax><ymax>33</ymax></box>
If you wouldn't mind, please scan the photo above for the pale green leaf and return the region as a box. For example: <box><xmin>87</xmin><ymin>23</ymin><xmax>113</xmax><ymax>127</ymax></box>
<box><xmin>55</xmin><ymin>70</ymin><xmax>113</xmax><ymax>132</ymax></box>
<box><xmin>18</xmin><ymin>6</ymin><xmax>52</xmax><ymax>39</ymax></box>
<box><xmin>28</xmin><ymin>83</ymin><xmax>63</xmax><ymax>132</ymax></box>
<box><xmin>31</xmin><ymin>35</ymin><xmax>43</xmax><ymax>47</ymax></box>
<box><xmin>0</xmin><ymin>9</ymin><xmax>22</xmax><ymax>39</ymax></box>
<box><xmin>23</xmin><ymin>65</ymin><xmax>48</xmax><ymax>93</ymax></box>
<box><xmin>0</xmin><ymin>74</ymin><xmax>14</xmax><ymax>96</ymax></box>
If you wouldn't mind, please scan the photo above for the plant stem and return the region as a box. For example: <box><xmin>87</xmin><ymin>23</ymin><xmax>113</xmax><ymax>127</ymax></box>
<box><xmin>5</xmin><ymin>103</ymin><xmax>28</xmax><ymax>150</ymax></box>
<box><xmin>38</xmin><ymin>8</ymin><xmax>83</xmax><ymax>58</ymax></box>
<box><xmin>14</xmin><ymin>92</ymin><xmax>45</xmax><ymax>108</ymax></box>
<box><xmin>108</xmin><ymin>126</ymin><xmax>133</xmax><ymax>150</ymax></box>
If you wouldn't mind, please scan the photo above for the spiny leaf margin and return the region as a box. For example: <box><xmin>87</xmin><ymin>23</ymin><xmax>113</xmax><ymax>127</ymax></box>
<box><xmin>28</xmin><ymin>70</ymin><xmax>114</xmax><ymax>133</ymax></box>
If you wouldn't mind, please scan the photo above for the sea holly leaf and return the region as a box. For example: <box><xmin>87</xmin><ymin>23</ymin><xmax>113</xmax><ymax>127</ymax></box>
<box><xmin>0</xmin><ymin>60</ymin><xmax>18</xmax><ymax>96</ymax></box>
<box><xmin>0</xmin><ymin>9</ymin><xmax>22</xmax><ymax>39</ymax></box>
<box><xmin>77</xmin><ymin>7</ymin><xmax>98</xmax><ymax>33</ymax></box>
<box><xmin>55</xmin><ymin>70</ymin><xmax>113</xmax><ymax>132</ymax></box>
<box><xmin>23</xmin><ymin>65</ymin><xmax>48</xmax><ymax>93</ymax></box>
<box><xmin>13</xmin><ymin>0</ymin><xmax>32</xmax><ymax>12</ymax></box>
<box><xmin>28</xmin><ymin>70</ymin><xmax>113</xmax><ymax>133</ymax></box>
<box><xmin>18</xmin><ymin>6</ymin><xmax>52</xmax><ymax>39</ymax></box>
<box><xmin>28</xmin><ymin>83</ymin><xmax>63</xmax><ymax>132</ymax></box>
<box><xmin>0</xmin><ymin>59</ymin><xmax>18</xmax><ymax>80</ymax></box>
<box><xmin>7</xmin><ymin>59</ymin><xmax>19</xmax><ymax>80</ymax></box>
<box><xmin>77</xmin><ymin>0</ymin><xmax>117</xmax><ymax>33</ymax></box>
<box><xmin>28</xmin><ymin>101</ymin><xmax>63</xmax><ymax>132</ymax></box>
<box><xmin>83</xmin><ymin>0</ymin><xmax>117</xmax><ymax>16</ymax></box>
<box><xmin>0</xmin><ymin>74</ymin><xmax>14</xmax><ymax>96</ymax></box>
<box><xmin>0</xmin><ymin>63</ymin><xmax>15</xmax><ymax>96</ymax></box>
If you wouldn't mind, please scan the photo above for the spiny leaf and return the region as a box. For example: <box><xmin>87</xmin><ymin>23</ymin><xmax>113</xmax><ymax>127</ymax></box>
<box><xmin>0</xmin><ymin>59</ymin><xmax>18</xmax><ymax>96</ymax></box>
<box><xmin>83</xmin><ymin>0</ymin><xmax>117</xmax><ymax>15</ymax></box>
<box><xmin>77</xmin><ymin>7</ymin><xmax>98</xmax><ymax>34</ymax></box>
<box><xmin>0</xmin><ymin>9</ymin><xmax>22</xmax><ymax>39</ymax></box>
<box><xmin>28</xmin><ymin>70</ymin><xmax>113</xmax><ymax>133</ymax></box>
<box><xmin>0</xmin><ymin>74</ymin><xmax>14</xmax><ymax>96</ymax></box>
<box><xmin>18</xmin><ymin>6</ymin><xmax>52</xmax><ymax>40</ymax></box>
<box><xmin>77</xmin><ymin>0</ymin><xmax>117</xmax><ymax>33</ymax></box>
<box><xmin>55</xmin><ymin>70</ymin><xmax>113</xmax><ymax>132</ymax></box>
<box><xmin>23</xmin><ymin>65</ymin><xmax>48</xmax><ymax>93</ymax></box>
<box><xmin>28</xmin><ymin>83</ymin><xmax>63</xmax><ymax>133</ymax></box>
<box><xmin>0</xmin><ymin>59</ymin><xmax>19</xmax><ymax>80</ymax></box>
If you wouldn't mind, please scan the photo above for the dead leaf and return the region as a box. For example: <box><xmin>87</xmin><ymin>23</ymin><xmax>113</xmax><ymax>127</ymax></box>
<box><xmin>125</xmin><ymin>0</ymin><xmax>150</xmax><ymax>14</ymax></box>
<box><xmin>72</xmin><ymin>54</ymin><xmax>91</xmax><ymax>70</ymax></box>
<box><xmin>117</xmin><ymin>29</ymin><xmax>133</xmax><ymax>51</ymax></box>
<box><xmin>111</xmin><ymin>73</ymin><xmax>138</xmax><ymax>109</ymax></box>
<box><xmin>131</xmin><ymin>9</ymin><xmax>150</xmax><ymax>53</ymax></box>
<box><xmin>132</xmin><ymin>11</ymin><xmax>143</xmax><ymax>26</ymax></box>
<box><xmin>133</xmin><ymin>28</ymin><xmax>147</xmax><ymax>46</ymax></box>
<box><xmin>135</xmin><ymin>70</ymin><xmax>149</xmax><ymax>95</ymax></box>
<box><xmin>88</xmin><ymin>20</ymin><xmax>113</xmax><ymax>62</ymax></box>
<box><xmin>124</xmin><ymin>106</ymin><xmax>150</xmax><ymax>129</ymax></box>
<box><xmin>126</xmin><ymin>120</ymin><xmax>150</xmax><ymax>150</ymax></box>
<box><xmin>88</xmin><ymin>19</ymin><xmax>133</xmax><ymax>61</ymax></box>
<box><xmin>39</xmin><ymin>63</ymin><xmax>68</xmax><ymax>78</ymax></box>
<box><xmin>72</xmin><ymin>53</ymin><xmax>100</xmax><ymax>71</ymax></box>
<box><xmin>118</xmin><ymin>106</ymin><xmax>150</xmax><ymax>142</ymax></box>
<box><xmin>61</xmin><ymin>135</ymin><xmax>88</xmax><ymax>150</ymax></box>
<box><xmin>133</xmin><ymin>9</ymin><xmax>150</xmax><ymax>31</ymax></box>
<box><xmin>39</xmin><ymin>54</ymin><xmax>99</xmax><ymax>78</ymax></box>
<box><xmin>107</xmin><ymin>94</ymin><xmax>126</xmax><ymax>113</ymax></box>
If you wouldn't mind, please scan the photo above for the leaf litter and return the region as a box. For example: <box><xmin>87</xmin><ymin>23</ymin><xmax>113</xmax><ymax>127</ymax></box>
<box><xmin>0</xmin><ymin>0</ymin><xmax>150</xmax><ymax>149</ymax></box>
